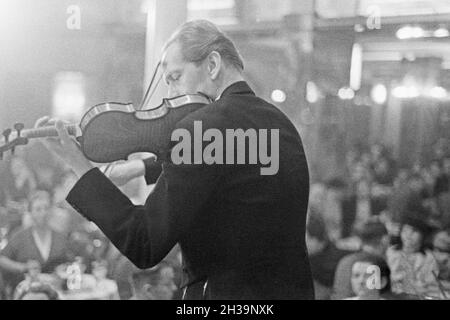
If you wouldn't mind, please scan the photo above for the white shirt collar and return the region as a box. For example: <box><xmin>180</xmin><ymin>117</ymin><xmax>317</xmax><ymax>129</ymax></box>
<box><xmin>32</xmin><ymin>229</ymin><xmax>52</xmax><ymax>262</ymax></box>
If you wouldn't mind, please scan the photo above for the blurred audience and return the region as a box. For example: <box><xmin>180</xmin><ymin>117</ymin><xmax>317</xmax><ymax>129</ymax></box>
<box><xmin>2</xmin><ymin>156</ymin><xmax>37</xmax><ymax>235</ymax></box>
<box><xmin>306</xmin><ymin>214</ymin><xmax>351</xmax><ymax>299</ymax></box>
<box><xmin>5</xmin><ymin>156</ymin><xmax>37</xmax><ymax>203</ymax></box>
<box><xmin>307</xmin><ymin>140</ymin><xmax>450</xmax><ymax>299</ymax></box>
<box><xmin>14</xmin><ymin>281</ymin><xmax>60</xmax><ymax>300</ymax></box>
<box><xmin>332</xmin><ymin>219</ymin><xmax>389</xmax><ymax>299</ymax></box>
<box><xmin>0</xmin><ymin>141</ymin><xmax>448</xmax><ymax>299</ymax></box>
<box><xmin>345</xmin><ymin>254</ymin><xmax>391</xmax><ymax>300</ymax></box>
<box><xmin>431</xmin><ymin>228</ymin><xmax>450</xmax><ymax>281</ymax></box>
<box><xmin>0</xmin><ymin>190</ymin><xmax>71</xmax><ymax>295</ymax></box>
<box><xmin>386</xmin><ymin>216</ymin><xmax>439</xmax><ymax>297</ymax></box>
<box><xmin>321</xmin><ymin>178</ymin><xmax>347</xmax><ymax>241</ymax></box>
<box><xmin>129</xmin><ymin>261</ymin><xmax>177</xmax><ymax>300</ymax></box>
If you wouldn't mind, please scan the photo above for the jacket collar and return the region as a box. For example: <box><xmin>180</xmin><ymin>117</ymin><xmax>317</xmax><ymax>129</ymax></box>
<box><xmin>218</xmin><ymin>81</ymin><xmax>255</xmax><ymax>100</ymax></box>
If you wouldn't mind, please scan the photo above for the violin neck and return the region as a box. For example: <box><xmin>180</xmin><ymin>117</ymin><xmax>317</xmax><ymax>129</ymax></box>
<box><xmin>21</xmin><ymin>124</ymin><xmax>79</xmax><ymax>139</ymax></box>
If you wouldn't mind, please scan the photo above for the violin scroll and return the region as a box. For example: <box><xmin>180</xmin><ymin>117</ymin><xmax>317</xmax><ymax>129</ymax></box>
<box><xmin>0</xmin><ymin>123</ymin><xmax>29</xmax><ymax>159</ymax></box>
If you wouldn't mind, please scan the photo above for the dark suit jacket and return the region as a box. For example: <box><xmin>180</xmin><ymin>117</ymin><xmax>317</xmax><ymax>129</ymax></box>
<box><xmin>67</xmin><ymin>81</ymin><xmax>313</xmax><ymax>300</ymax></box>
<box><xmin>1</xmin><ymin>227</ymin><xmax>70</xmax><ymax>288</ymax></box>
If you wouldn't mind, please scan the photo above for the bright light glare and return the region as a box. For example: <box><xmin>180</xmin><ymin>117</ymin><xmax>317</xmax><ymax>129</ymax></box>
<box><xmin>429</xmin><ymin>86</ymin><xmax>447</xmax><ymax>99</ymax></box>
<box><xmin>350</xmin><ymin>43</ymin><xmax>362</xmax><ymax>91</ymax></box>
<box><xmin>338</xmin><ymin>87</ymin><xmax>355</xmax><ymax>100</ymax></box>
<box><xmin>371</xmin><ymin>84</ymin><xmax>387</xmax><ymax>104</ymax></box>
<box><xmin>396</xmin><ymin>26</ymin><xmax>424</xmax><ymax>40</ymax></box>
<box><xmin>411</xmin><ymin>27</ymin><xmax>424</xmax><ymax>38</ymax></box>
<box><xmin>271</xmin><ymin>89</ymin><xmax>286</xmax><ymax>103</ymax></box>
<box><xmin>0</xmin><ymin>0</ymin><xmax>19</xmax><ymax>35</ymax></box>
<box><xmin>306</xmin><ymin>81</ymin><xmax>319</xmax><ymax>103</ymax></box>
<box><xmin>188</xmin><ymin>0</ymin><xmax>235</xmax><ymax>11</ymax></box>
<box><xmin>392</xmin><ymin>86</ymin><xmax>420</xmax><ymax>99</ymax></box>
<box><xmin>434</xmin><ymin>28</ymin><xmax>449</xmax><ymax>38</ymax></box>
<box><xmin>141</xmin><ymin>0</ymin><xmax>153</xmax><ymax>13</ymax></box>
<box><xmin>396</xmin><ymin>26</ymin><xmax>413</xmax><ymax>39</ymax></box>
<box><xmin>53</xmin><ymin>72</ymin><xmax>86</xmax><ymax>121</ymax></box>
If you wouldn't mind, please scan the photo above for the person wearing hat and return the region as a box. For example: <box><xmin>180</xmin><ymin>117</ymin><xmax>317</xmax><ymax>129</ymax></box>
<box><xmin>386</xmin><ymin>213</ymin><xmax>439</xmax><ymax>297</ymax></box>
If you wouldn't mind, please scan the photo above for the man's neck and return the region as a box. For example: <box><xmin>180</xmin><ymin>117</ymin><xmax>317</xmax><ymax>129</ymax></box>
<box><xmin>33</xmin><ymin>226</ymin><xmax>50</xmax><ymax>238</ymax></box>
<box><xmin>213</xmin><ymin>70</ymin><xmax>245</xmax><ymax>100</ymax></box>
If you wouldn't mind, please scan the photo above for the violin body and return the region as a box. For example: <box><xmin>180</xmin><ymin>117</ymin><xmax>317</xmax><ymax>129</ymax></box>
<box><xmin>0</xmin><ymin>94</ymin><xmax>211</xmax><ymax>162</ymax></box>
<box><xmin>79</xmin><ymin>94</ymin><xmax>210</xmax><ymax>163</ymax></box>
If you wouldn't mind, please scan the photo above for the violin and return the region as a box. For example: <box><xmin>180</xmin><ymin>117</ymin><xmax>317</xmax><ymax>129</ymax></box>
<box><xmin>0</xmin><ymin>94</ymin><xmax>211</xmax><ymax>162</ymax></box>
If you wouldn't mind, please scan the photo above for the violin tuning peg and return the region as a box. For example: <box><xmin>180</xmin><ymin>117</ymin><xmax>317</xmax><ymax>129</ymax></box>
<box><xmin>2</xmin><ymin>129</ymin><xmax>12</xmax><ymax>142</ymax></box>
<box><xmin>14</xmin><ymin>123</ymin><xmax>24</xmax><ymax>136</ymax></box>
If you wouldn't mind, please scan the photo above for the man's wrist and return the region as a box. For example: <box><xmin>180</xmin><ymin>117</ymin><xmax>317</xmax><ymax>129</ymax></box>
<box><xmin>20</xmin><ymin>263</ymin><xmax>28</xmax><ymax>274</ymax></box>
<box><xmin>73</xmin><ymin>162</ymin><xmax>95</xmax><ymax>179</ymax></box>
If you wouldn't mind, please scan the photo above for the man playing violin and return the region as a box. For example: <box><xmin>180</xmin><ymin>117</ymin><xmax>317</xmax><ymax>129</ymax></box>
<box><xmin>36</xmin><ymin>20</ymin><xmax>313</xmax><ymax>300</ymax></box>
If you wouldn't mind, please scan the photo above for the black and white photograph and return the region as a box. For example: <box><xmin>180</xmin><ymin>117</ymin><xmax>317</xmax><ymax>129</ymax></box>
<box><xmin>0</xmin><ymin>0</ymin><xmax>449</xmax><ymax>308</ymax></box>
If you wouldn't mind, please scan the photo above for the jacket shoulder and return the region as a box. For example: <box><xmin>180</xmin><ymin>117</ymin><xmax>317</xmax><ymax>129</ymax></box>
<box><xmin>175</xmin><ymin>100</ymin><xmax>229</xmax><ymax>131</ymax></box>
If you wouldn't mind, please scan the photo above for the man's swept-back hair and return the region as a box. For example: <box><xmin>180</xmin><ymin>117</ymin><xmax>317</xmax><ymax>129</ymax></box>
<box><xmin>163</xmin><ymin>19</ymin><xmax>244</xmax><ymax>71</ymax></box>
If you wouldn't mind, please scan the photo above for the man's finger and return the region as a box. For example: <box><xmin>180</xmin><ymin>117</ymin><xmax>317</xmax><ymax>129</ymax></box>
<box><xmin>48</xmin><ymin>118</ymin><xmax>69</xmax><ymax>126</ymax></box>
<box><xmin>70</xmin><ymin>136</ymin><xmax>82</xmax><ymax>148</ymax></box>
<box><xmin>46</xmin><ymin>137</ymin><xmax>62</xmax><ymax>145</ymax></box>
<box><xmin>40</xmin><ymin>137</ymin><xmax>62</xmax><ymax>151</ymax></box>
<box><xmin>40</xmin><ymin>138</ymin><xmax>67</xmax><ymax>161</ymax></box>
<box><xmin>34</xmin><ymin>116</ymin><xmax>51</xmax><ymax>129</ymax></box>
<box><xmin>55</xmin><ymin>120</ymin><xmax>72</xmax><ymax>145</ymax></box>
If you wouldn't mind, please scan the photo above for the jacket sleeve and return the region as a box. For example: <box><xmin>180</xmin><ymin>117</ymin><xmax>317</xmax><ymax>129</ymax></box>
<box><xmin>66</xmin><ymin>114</ymin><xmax>222</xmax><ymax>269</ymax></box>
<box><xmin>67</xmin><ymin>160</ymin><xmax>219</xmax><ymax>269</ymax></box>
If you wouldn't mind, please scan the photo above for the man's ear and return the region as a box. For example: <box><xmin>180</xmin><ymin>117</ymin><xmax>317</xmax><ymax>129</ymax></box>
<box><xmin>207</xmin><ymin>51</ymin><xmax>221</xmax><ymax>80</ymax></box>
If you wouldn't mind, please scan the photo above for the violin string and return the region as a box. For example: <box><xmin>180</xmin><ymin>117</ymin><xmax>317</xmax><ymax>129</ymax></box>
<box><xmin>139</xmin><ymin>61</ymin><xmax>161</xmax><ymax>111</ymax></box>
<box><xmin>101</xmin><ymin>163</ymin><xmax>112</xmax><ymax>175</ymax></box>
<box><xmin>139</xmin><ymin>61</ymin><xmax>160</xmax><ymax>110</ymax></box>
<box><xmin>145</xmin><ymin>73</ymin><xmax>163</xmax><ymax>109</ymax></box>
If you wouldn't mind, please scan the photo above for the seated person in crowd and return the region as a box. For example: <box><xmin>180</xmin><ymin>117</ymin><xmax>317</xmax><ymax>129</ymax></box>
<box><xmin>5</xmin><ymin>156</ymin><xmax>36</xmax><ymax>204</ymax></box>
<box><xmin>372</xmin><ymin>157</ymin><xmax>396</xmax><ymax>186</ymax></box>
<box><xmin>345</xmin><ymin>254</ymin><xmax>391</xmax><ymax>300</ymax></box>
<box><xmin>14</xmin><ymin>281</ymin><xmax>59</xmax><ymax>300</ymax></box>
<box><xmin>332</xmin><ymin>218</ymin><xmax>389</xmax><ymax>299</ymax></box>
<box><xmin>0</xmin><ymin>190</ymin><xmax>71</xmax><ymax>293</ymax></box>
<box><xmin>386</xmin><ymin>215</ymin><xmax>439</xmax><ymax>297</ymax></box>
<box><xmin>431</xmin><ymin>228</ymin><xmax>450</xmax><ymax>282</ymax></box>
<box><xmin>306</xmin><ymin>214</ymin><xmax>351</xmax><ymax>299</ymax></box>
<box><xmin>50</xmin><ymin>171</ymin><xmax>83</xmax><ymax>238</ymax></box>
<box><xmin>341</xmin><ymin>180</ymin><xmax>388</xmax><ymax>238</ymax></box>
<box><xmin>388</xmin><ymin>173</ymin><xmax>428</xmax><ymax>225</ymax></box>
<box><xmin>321</xmin><ymin>178</ymin><xmax>348</xmax><ymax>241</ymax></box>
<box><xmin>129</xmin><ymin>261</ymin><xmax>177</xmax><ymax>300</ymax></box>
<box><xmin>107</xmin><ymin>246</ymin><xmax>139</xmax><ymax>300</ymax></box>
<box><xmin>434</xmin><ymin>158</ymin><xmax>450</xmax><ymax>227</ymax></box>
<box><xmin>341</xmin><ymin>179</ymin><xmax>373</xmax><ymax>237</ymax></box>
<box><xmin>108</xmin><ymin>243</ymin><xmax>182</xmax><ymax>300</ymax></box>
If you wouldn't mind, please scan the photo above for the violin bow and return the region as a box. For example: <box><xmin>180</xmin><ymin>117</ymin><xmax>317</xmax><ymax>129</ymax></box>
<box><xmin>139</xmin><ymin>61</ymin><xmax>162</xmax><ymax>111</ymax></box>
